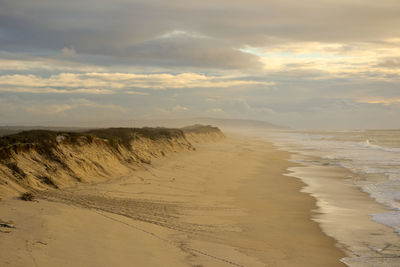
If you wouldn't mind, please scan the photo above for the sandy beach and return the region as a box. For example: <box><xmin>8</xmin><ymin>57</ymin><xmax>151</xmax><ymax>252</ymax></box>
<box><xmin>0</xmin><ymin>137</ymin><xmax>346</xmax><ymax>266</ymax></box>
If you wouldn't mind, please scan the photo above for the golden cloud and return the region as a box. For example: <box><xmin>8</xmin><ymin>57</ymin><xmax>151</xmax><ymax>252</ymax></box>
<box><xmin>0</xmin><ymin>72</ymin><xmax>274</xmax><ymax>93</ymax></box>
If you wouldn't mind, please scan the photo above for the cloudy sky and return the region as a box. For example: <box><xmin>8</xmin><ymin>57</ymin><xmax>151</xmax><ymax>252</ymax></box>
<box><xmin>1</xmin><ymin>0</ymin><xmax>400</xmax><ymax>129</ymax></box>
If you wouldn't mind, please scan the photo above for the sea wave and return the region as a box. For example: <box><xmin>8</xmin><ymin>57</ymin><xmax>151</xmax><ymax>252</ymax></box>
<box><xmin>261</xmin><ymin>129</ymin><xmax>400</xmax><ymax>266</ymax></box>
<box><xmin>360</xmin><ymin>139</ymin><xmax>400</xmax><ymax>153</ymax></box>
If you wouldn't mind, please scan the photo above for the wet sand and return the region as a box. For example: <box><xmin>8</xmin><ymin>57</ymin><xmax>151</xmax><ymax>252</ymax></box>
<box><xmin>0</xmin><ymin>137</ymin><xmax>345</xmax><ymax>266</ymax></box>
<box><xmin>287</xmin><ymin>156</ymin><xmax>400</xmax><ymax>266</ymax></box>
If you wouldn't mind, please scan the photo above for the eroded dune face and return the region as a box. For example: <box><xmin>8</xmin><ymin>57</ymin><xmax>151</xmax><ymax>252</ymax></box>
<box><xmin>0</xmin><ymin>125</ymin><xmax>224</xmax><ymax>197</ymax></box>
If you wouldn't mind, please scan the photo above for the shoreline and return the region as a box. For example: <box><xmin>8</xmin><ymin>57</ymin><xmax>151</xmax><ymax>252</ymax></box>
<box><xmin>0</xmin><ymin>137</ymin><xmax>346</xmax><ymax>266</ymax></box>
<box><xmin>285</xmin><ymin>154</ymin><xmax>400</xmax><ymax>266</ymax></box>
<box><xmin>222</xmin><ymin>139</ymin><xmax>346</xmax><ymax>266</ymax></box>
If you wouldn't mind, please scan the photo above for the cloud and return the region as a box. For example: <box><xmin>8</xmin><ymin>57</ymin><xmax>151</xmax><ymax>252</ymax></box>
<box><xmin>0</xmin><ymin>72</ymin><xmax>273</xmax><ymax>93</ymax></box>
<box><xmin>377</xmin><ymin>57</ymin><xmax>400</xmax><ymax>69</ymax></box>
<box><xmin>232</xmin><ymin>98</ymin><xmax>252</xmax><ymax>113</ymax></box>
<box><xmin>1</xmin><ymin>0</ymin><xmax>400</xmax><ymax>128</ymax></box>
<box><xmin>2</xmin><ymin>0</ymin><xmax>400</xmax><ymax>69</ymax></box>
<box><xmin>26</xmin><ymin>104</ymin><xmax>75</xmax><ymax>114</ymax></box>
<box><xmin>0</xmin><ymin>95</ymin><xmax>131</xmax><ymax>125</ymax></box>
<box><xmin>243</xmin><ymin>40</ymin><xmax>400</xmax><ymax>80</ymax></box>
<box><xmin>356</xmin><ymin>98</ymin><xmax>400</xmax><ymax>106</ymax></box>
<box><xmin>61</xmin><ymin>46</ymin><xmax>76</xmax><ymax>57</ymax></box>
<box><xmin>25</xmin><ymin>98</ymin><xmax>127</xmax><ymax>115</ymax></box>
<box><xmin>0</xmin><ymin>52</ymin><xmax>107</xmax><ymax>73</ymax></box>
<box><xmin>123</xmin><ymin>91</ymin><xmax>149</xmax><ymax>95</ymax></box>
<box><xmin>120</xmin><ymin>32</ymin><xmax>263</xmax><ymax>69</ymax></box>
<box><xmin>172</xmin><ymin>105</ymin><xmax>188</xmax><ymax>111</ymax></box>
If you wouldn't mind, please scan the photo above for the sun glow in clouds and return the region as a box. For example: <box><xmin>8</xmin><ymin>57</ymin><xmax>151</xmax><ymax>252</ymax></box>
<box><xmin>241</xmin><ymin>40</ymin><xmax>400</xmax><ymax>78</ymax></box>
<box><xmin>357</xmin><ymin>98</ymin><xmax>400</xmax><ymax>106</ymax></box>
<box><xmin>0</xmin><ymin>72</ymin><xmax>274</xmax><ymax>93</ymax></box>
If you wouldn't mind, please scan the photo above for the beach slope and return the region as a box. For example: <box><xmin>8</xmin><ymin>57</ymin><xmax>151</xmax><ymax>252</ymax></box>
<box><xmin>0</xmin><ymin>137</ymin><xmax>345</xmax><ymax>266</ymax></box>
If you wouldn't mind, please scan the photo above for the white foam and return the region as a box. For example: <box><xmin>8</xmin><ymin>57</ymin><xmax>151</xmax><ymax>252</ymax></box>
<box><xmin>372</xmin><ymin>212</ymin><xmax>400</xmax><ymax>235</ymax></box>
<box><xmin>257</xmin><ymin>129</ymin><xmax>400</xmax><ymax>265</ymax></box>
<box><xmin>360</xmin><ymin>139</ymin><xmax>400</xmax><ymax>153</ymax></box>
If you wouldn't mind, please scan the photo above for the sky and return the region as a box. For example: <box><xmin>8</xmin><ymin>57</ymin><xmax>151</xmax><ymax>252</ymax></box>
<box><xmin>1</xmin><ymin>0</ymin><xmax>400</xmax><ymax>129</ymax></box>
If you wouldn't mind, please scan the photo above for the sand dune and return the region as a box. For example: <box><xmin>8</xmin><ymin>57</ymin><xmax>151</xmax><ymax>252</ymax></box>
<box><xmin>0</xmin><ymin>125</ymin><xmax>224</xmax><ymax>197</ymax></box>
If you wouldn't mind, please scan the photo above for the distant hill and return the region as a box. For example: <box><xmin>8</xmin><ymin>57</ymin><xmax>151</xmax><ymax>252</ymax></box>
<box><xmin>126</xmin><ymin>118</ymin><xmax>285</xmax><ymax>131</ymax></box>
<box><xmin>0</xmin><ymin>118</ymin><xmax>285</xmax><ymax>136</ymax></box>
<box><xmin>0</xmin><ymin>126</ymin><xmax>89</xmax><ymax>137</ymax></box>
<box><xmin>188</xmin><ymin>118</ymin><xmax>285</xmax><ymax>130</ymax></box>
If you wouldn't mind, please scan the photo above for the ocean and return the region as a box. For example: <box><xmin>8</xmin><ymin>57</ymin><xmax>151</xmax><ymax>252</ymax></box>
<box><xmin>255</xmin><ymin>129</ymin><xmax>400</xmax><ymax>266</ymax></box>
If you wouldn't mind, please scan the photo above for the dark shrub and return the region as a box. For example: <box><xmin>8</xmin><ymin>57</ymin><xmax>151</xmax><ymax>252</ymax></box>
<box><xmin>19</xmin><ymin>192</ymin><xmax>35</xmax><ymax>201</ymax></box>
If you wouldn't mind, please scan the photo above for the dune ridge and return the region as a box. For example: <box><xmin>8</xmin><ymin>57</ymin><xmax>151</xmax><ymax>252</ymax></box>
<box><xmin>0</xmin><ymin>125</ymin><xmax>224</xmax><ymax>197</ymax></box>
